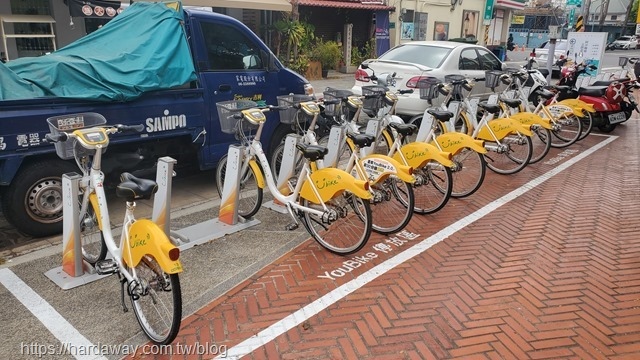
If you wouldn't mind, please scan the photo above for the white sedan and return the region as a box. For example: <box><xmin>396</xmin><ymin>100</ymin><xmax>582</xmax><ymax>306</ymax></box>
<box><xmin>352</xmin><ymin>41</ymin><xmax>506</xmax><ymax>117</ymax></box>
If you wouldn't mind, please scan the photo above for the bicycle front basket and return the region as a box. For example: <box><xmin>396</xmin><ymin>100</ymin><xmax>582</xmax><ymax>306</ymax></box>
<box><xmin>46</xmin><ymin>112</ymin><xmax>107</xmax><ymax>160</ymax></box>
<box><xmin>276</xmin><ymin>94</ymin><xmax>314</xmax><ymax>124</ymax></box>
<box><xmin>216</xmin><ymin>100</ymin><xmax>258</xmax><ymax>134</ymax></box>
<box><xmin>323</xmin><ymin>88</ymin><xmax>353</xmax><ymax>117</ymax></box>
<box><xmin>416</xmin><ymin>78</ymin><xmax>441</xmax><ymax>100</ymax></box>
<box><xmin>361</xmin><ymin>85</ymin><xmax>387</xmax><ymax>114</ymax></box>
<box><xmin>485</xmin><ymin>70</ymin><xmax>503</xmax><ymax>89</ymax></box>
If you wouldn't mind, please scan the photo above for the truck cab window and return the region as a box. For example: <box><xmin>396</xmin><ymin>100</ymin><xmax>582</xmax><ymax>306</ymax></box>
<box><xmin>200</xmin><ymin>22</ymin><xmax>263</xmax><ymax>71</ymax></box>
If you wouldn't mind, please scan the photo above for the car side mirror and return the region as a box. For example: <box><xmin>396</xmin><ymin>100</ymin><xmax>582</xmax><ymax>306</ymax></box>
<box><xmin>361</xmin><ymin>63</ymin><xmax>370</xmax><ymax>70</ymax></box>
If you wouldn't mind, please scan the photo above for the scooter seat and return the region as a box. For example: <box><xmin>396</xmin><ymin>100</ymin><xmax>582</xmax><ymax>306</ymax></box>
<box><xmin>591</xmin><ymin>78</ymin><xmax>630</xmax><ymax>87</ymax></box>
<box><xmin>550</xmin><ymin>85</ymin><xmax>571</xmax><ymax>92</ymax></box>
<box><xmin>578</xmin><ymin>86</ymin><xmax>607</xmax><ymax>97</ymax></box>
<box><xmin>388</xmin><ymin>122</ymin><xmax>417</xmax><ymax>137</ymax></box>
<box><xmin>499</xmin><ymin>96</ymin><xmax>521</xmax><ymax>108</ymax></box>
<box><xmin>534</xmin><ymin>88</ymin><xmax>555</xmax><ymax>100</ymax></box>
<box><xmin>478</xmin><ymin>101</ymin><xmax>501</xmax><ymax>114</ymax></box>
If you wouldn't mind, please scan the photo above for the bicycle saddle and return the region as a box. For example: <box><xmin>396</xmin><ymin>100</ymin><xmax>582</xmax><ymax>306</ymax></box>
<box><xmin>577</xmin><ymin>86</ymin><xmax>607</xmax><ymax>97</ymax></box>
<box><xmin>499</xmin><ymin>97</ymin><xmax>521</xmax><ymax>108</ymax></box>
<box><xmin>346</xmin><ymin>132</ymin><xmax>375</xmax><ymax>148</ymax></box>
<box><xmin>534</xmin><ymin>88</ymin><xmax>555</xmax><ymax>100</ymax></box>
<box><xmin>388</xmin><ymin>122</ymin><xmax>417</xmax><ymax>137</ymax></box>
<box><xmin>116</xmin><ymin>172</ymin><xmax>158</xmax><ymax>201</ymax></box>
<box><xmin>295</xmin><ymin>143</ymin><xmax>328</xmax><ymax>161</ymax></box>
<box><xmin>426</xmin><ymin>109</ymin><xmax>453</xmax><ymax>121</ymax></box>
<box><xmin>591</xmin><ymin>78</ymin><xmax>630</xmax><ymax>87</ymax></box>
<box><xmin>478</xmin><ymin>102</ymin><xmax>501</xmax><ymax>114</ymax></box>
<box><xmin>549</xmin><ymin>85</ymin><xmax>571</xmax><ymax>92</ymax></box>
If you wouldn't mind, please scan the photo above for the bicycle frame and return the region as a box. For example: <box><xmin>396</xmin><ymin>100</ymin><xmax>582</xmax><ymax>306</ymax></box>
<box><xmin>79</xmin><ymin>138</ymin><xmax>182</xmax><ymax>279</ymax></box>
<box><xmin>438</xmin><ymin>83</ymin><xmax>533</xmax><ymax>142</ymax></box>
<box><xmin>235</xmin><ymin>109</ymin><xmax>372</xmax><ymax>211</ymax></box>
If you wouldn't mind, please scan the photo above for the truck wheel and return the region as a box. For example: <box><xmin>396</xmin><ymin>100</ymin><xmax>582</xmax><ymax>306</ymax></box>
<box><xmin>1</xmin><ymin>159</ymin><xmax>78</xmax><ymax>237</ymax></box>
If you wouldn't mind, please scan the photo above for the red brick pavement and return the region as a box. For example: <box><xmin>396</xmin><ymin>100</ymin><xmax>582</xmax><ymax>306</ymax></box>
<box><xmin>128</xmin><ymin>121</ymin><xmax>640</xmax><ymax>360</ymax></box>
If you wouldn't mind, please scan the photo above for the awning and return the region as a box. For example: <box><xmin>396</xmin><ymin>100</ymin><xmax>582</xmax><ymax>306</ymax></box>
<box><xmin>496</xmin><ymin>0</ymin><xmax>525</xmax><ymax>10</ymax></box>
<box><xmin>298</xmin><ymin>0</ymin><xmax>394</xmax><ymax>11</ymax></box>
<box><xmin>180</xmin><ymin>0</ymin><xmax>292</xmax><ymax>12</ymax></box>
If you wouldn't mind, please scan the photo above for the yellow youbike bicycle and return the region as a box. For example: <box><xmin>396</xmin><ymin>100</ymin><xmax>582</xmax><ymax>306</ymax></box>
<box><xmin>45</xmin><ymin>113</ymin><xmax>182</xmax><ymax>345</ymax></box>
<box><xmin>214</xmin><ymin>100</ymin><xmax>374</xmax><ymax>255</ymax></box>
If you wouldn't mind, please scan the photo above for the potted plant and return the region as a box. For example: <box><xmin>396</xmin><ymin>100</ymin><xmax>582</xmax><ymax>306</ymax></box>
<box><xmin>315</xmin><ymin>40</ymin><xmax>342</xmax><ymax>78</ymax></box>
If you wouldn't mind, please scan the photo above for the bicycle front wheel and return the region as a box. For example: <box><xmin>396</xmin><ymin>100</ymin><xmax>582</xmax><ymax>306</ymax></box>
<box><xmin>484</xmin><ymin>133</ymin><xmax>533</xmax><ymax>175</ymax></box>
<box><xmin>450</xmin><ymin>147</ymin><xmax>486</xmax><ymax>198</ymax></box>
<box><xmin>413</xmin><ymin>163</ymin><xmax>453</xmax><ymax>214</ymax></box>
<box><xmin>529</xmin><ymin>127</ymin><xmax>552</xmax><ymax>164</ymax></box>
<box><xmin>302</xmin><ymin>193</ymin><xmax>372</xmax><ymax>255</ymax></box>
<box><xmin>215</xmin><ymin>154</ymin><xmax>263</xmax><ymax>218</ymax></box>
<box><xmin>550</xmin><ymin>113</ymin><xmax>582</xmax><ymax>148</ymax></box>
<box><xmin>80</xmin><ymin>198</ymin><xmax>106</xmax><ymax>265</ymax></box>
<box><xmin>129</xmin><ymin>256</ymin><xmax>182</xmax><ymax>345</ymax></box>
<box><xmin>370</xmin><ymin>177</ymin><xmax>414</xmax><ymax>234</ymax></box>
<box><xmin>578</xmin><ymin>111</ymin><xmax>593</xmax><ymax>141</ymax></box>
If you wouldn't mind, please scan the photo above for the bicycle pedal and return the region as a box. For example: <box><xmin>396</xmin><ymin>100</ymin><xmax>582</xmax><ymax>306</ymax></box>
<box><xmin>285</xmin><ymin>222</ymin><xmax>299</xmax><ymax>231</ymax></box>
<box><xmin>95</xmin><ymin>259</ymin><xmax>119</xmax><ymax>275</ymax></box>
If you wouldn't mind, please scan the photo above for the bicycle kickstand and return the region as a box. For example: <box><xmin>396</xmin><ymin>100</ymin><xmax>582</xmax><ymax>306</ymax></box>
<box><xmin>119</xmin><ymin>276</ymin><xmax>129</xmax><ymax>313</ymax></box>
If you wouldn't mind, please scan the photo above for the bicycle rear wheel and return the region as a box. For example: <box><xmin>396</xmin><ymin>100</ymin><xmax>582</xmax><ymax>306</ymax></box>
<box><xmin>80</xmin><ymin>198</ymin><xmax>106</xmax><ymax>265</ymax></box>
<box><xmin>129</xmin><ymin>256</ymin><xmax>182</xmax><ymax>345</ymax></box>
<box><xmin>529</xmin><ymin>127</ymin><xmax>552</xmax><ymax>164</ymax></box>
<box><xmin>370</xmin><ymin>177</ymin><xmax>414</xmax><ymax>234</ymax></box>
<box><xmin>302</xmin><ymin>193</ymin><xmax>372</xmax><ymax>255</ymax></box>
<box><xmin>215</xmin><ymin>154</ymin><xmax>263</xmax><ymax>218</ymax></box>
<box><xmin>413</xmin><ymin>163</ymin><xmax>453</xmax><ymax>214</ymax></box>
<box><xmin>550</xmin><ymin>113</ymin><xmax>582</xmax><ymax>148</ymax></box>
<box><xmin>450</xmin><ymin>147</ymin><xmax>486</xmax><ymax>198</ymax></box>
<box><xmin>484</xmin><ymin>134</ymin><xmax>533</xmax><ymax>175</ymax></box>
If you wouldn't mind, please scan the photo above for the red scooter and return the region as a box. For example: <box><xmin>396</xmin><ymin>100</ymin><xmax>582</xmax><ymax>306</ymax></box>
<box><xmin>551</xmin><ymin>59</ymin><xmax>640</xmax><ymax>132</ymax></box>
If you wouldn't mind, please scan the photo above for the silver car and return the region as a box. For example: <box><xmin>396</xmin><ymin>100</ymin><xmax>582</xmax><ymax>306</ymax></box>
<box><xmin>351</xmin><ymin>41</ymin><xmax>505</xmax><ymax>117</ymax></box>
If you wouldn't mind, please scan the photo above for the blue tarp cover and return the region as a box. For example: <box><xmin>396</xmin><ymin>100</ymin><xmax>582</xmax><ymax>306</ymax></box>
<box><xmin>0</xmin><ymin>1</ymin><xmax>197</xmax><ymax>102</ymax></box>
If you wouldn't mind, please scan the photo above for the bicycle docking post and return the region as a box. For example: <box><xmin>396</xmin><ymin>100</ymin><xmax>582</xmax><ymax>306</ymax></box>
<box><xmin>151</xmin><ymin>157</ymin><xmax>181</xmax><ymax>244</ymax></box>
<box><xmin>219</xmin><ymin>145</ymin><xmax>243</xmax><ymax>225</ymax></box>
<box><xmin>45</xmin><ymin>173</ymin><xmax>105</xmax><ymax>290</ymax></box>
<box><xmin>263</xmin><ymin>134</ymin><xmax>300</xmax><ymax>214</ymax></box>
<box><xmin>362</xmin><ymin>119</ymin><xmax>381</xmax><ymax>156</ymax></box>
<box><xmin>323</xmin><ymin>126</ymin><xmax>346</xmax><ymax>168</ymax></box>
<box><xmin>172</xmin><ymin>145</ymin><xmax>260</xmax><ymax>250</ymax></box>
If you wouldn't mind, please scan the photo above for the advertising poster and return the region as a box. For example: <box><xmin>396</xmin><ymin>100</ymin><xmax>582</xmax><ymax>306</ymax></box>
<box><xmin>567</xmin><ymin>32</ymin><xmax>607</xmax><ymax>75</ymax></box>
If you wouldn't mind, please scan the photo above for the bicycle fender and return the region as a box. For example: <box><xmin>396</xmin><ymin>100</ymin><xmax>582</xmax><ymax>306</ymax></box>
<box><xmin>395</xmin><ymin>142</ymin><xmax>454</xmax><ymax>168</ymax></box>
<box><xmin>125</xmin><ymin>219</ymin><xmax>183</xmax><ymax>274</ymax></box>
<box><xmin>557</xmin><ymin>98</ymin><xmax>596</xmax><ymax>113</ymax></box>
<box><xmin>359</xmin><ymin>154</ymin><xmax>415</xmax><ymax>184</ymax></box>
<box><xmin>249</xmin><ymin>159</ymin><xmax>265</xmax><ymax>189</ymax></box>
<box><xmin>300</xmin><ymin>168</ymin><xmax>372</xmax><ymax>204</ymax></box>
<box><xmin>545</xmin><ymin>103</ymin><xmax>583</xmax><ymax>118</ymax></box>
<box><xmin>435</xmin><ymin>133</ymin><xmax>487</xmax><ymax>155</ymax></box>
<box><xmin>477</xmin><ymin>118</ymin><xmax>532</xmax><ymax>141</ymax></box>
<box><xmin>509</xmin><ymin>113</ymin><xmax>552</xmax><ymax>130</ymax></box>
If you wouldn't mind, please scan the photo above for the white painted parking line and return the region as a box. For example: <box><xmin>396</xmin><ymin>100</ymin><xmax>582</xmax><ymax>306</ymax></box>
<box><xmin>0</xmin><ymin>268</ymin><xmax>106</xmax><ymax>360</ymax></box>
<box><xmin>217</xmin><ymin>135</ymin><xmax>618</xmax><ymax>360</ymax></box>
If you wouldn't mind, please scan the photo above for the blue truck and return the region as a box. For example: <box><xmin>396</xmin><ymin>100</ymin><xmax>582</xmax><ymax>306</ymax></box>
<box><xmin>0</xmin><ymin>4</ymin><xmax>312</xmax><ymax>237</ymax></box>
